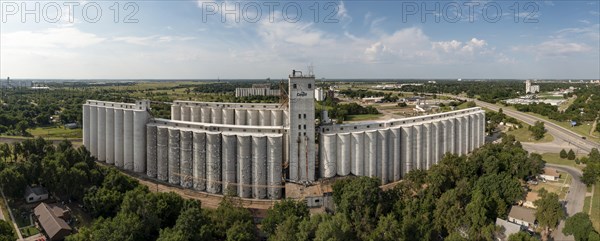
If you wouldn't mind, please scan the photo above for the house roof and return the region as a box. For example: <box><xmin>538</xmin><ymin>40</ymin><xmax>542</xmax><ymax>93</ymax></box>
<box><xmin>496</xmin><ymin>218</ymin><xmax>521</xmax><ymax>238</ymax></box>
<box><xmin>25</xmin><ymin>185</ymin><xmax>48</xmax><ymax>197</ymax></box>
<box><xmin>34</xmin><ymin>203</ymin><xmax>71</xmax><ymax>240</ymax></box>
<box><xmin>543</xmin><ymin>167</ymin><xmax>560</xmax><ymax>177</ymax></box>
<box><xmin>508</xmin><ymin>206</ymin><xmax>536</xmax><ymax>224</ymax></box>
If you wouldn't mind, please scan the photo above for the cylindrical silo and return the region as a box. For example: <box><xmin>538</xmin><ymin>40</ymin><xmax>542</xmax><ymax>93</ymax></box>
<box><xmin>105</xmin><ymin>107</ymin><xmax>115</xmax><ymax>165</ymax></box>
<box><xmin>252</xmin><ymin>136</ymin><xmax>267</xmax><ymax>199</ymax></box>
<box><xmin>114</xmin><ymin>109</ymin><xmax>124</xmax><ymax>168</ymax></box>
<box><xmin>235</xmin><ymin>109</ymin><xmax>247</xmax><ymax>125</ymax></box>
<box><xmin>146</xmin><ymin>126</ymin><xmax>158</xmax><ymax>178</ymax></box>
<box><xmin>272</xmin><ymin>110</ymin><xmax>283</xmax><ymax>126</ymax></box>
<box><xmin>193</xmin><ymin>132</ymin><xmax>207</xmax><ymax>191</ymax></box>
<box><xmin>283</xmin><ymin>110</ymin><xmax>289</xmax><ymax>127</ymax></box>
<box><xmin>83</xmin><ymin>104</ymin><xmax>90</xmax><ymax>148</ymax></box>
<box><xmin>432</xmin><ymin>122</ymin><xmax>442</xmax><ymax>166</ymax></box>
<box><xmin>458</xmin><ymin>116</ymin><xmax>467</xmax><ymax>155</ymax></box>
<box><xmin>206</xmin><ymin>133</ymin><xmax>222</xmax><ymax>194</ymax></box>
<box><xmin>448</xmin><ymin>119</ymin><xmax>456</xmax><ymax>155</ymax></box>
<box><xmin>320</xmin><ymin>134</ymin><xmax>337</xmax><ymax>178</ymax></box>
<box><xmin>401</xmin><ymin>126</ymin><xmax>412</xmax><ymax>176</ymax></box>
<box><xmin>247</xmin><ymin>110</ymin><xmax>259</xmax><ymax>126</ymax></box>
<box><xmin>181</xmin><ymin>106</ymin><xmax>191</xmax><ymax>122</ymax></box>
<box><xmin>222</xmin><ymin>134</ymin><xmax>237</xmax><ymax>195</ymax></box>
<box><xmin>97</xmin><ymin>106</ymin><xmax>106</xmax><ymax>161</ymax></box>
<box><xmin>157</xmin><ymin>127</ymin><xmax>169</xmax><ymax>182</ymax></box>
<box><xmin>89</xmin><ymin>105</ymin><xmax>98</xmax><ymax>157</ymax></box>
<box><xmin>180</xmin><ymin>130</ymin><xmax>193</xmax><ymax>188</ymax></box>
<box><xmin>259</xmin><ymin>110</ymin><xmax>271</xmax><ymax>126</ymax></box>
<box><xmin>413</xmin><ymin>124</ymin><xmax>422</xmax><ymax>170</ymax></box>
<box><xmin>211</xmin><ymin>108</ymin><xmax>223</xmax><ymax>124</ymax></box>
<box><xmin>337</xmin><ymin>133</ymin><xmax>351</xmax><ymax>176</ymax></box>
<box><xmin>191</xmin><ymin>106</ymin><xmax>202</xmax><ymax>122</ymax></box>
<box><xmin>366</xmin><ymin>131</ymin><xmax>378</xmax><ymax>178</ymax></box>
<box><xmin>123</xmin><ymin>109</ymin><xmax>134</xmax><ymax>171</ymax></box>
<box><xmin>201</xmin><ymin>107</ymin><xmax>212</xmax><ymax>123</ymax></box>
<box><xmin>478</xmin><ymin>112</ymin><xmax>485</xmax><ymax>147</ymax></box>
<box><xmin>378</xmin><ymin>129</ymin><xmax>389</xmax><ymax>184</ymax></box>
<box><xmin>441</xmin><ymin>120</ymin><xmax>451</xmax><ymax>156</ymax></box>
<box><xmin>223</xmin><ymin>109</ymin><xmax>235</xmax><ymax>125</ymax></box>
<box><xmin>267</xmin><ymin>135</ymin><xmax>283</xmax><ymax>199</ymax></box>
<box><xmin>351</xmin><ymin>132</ymin><xmax>364</xmax><ymax>176</ymax></box>
<box><xmin>391</xmin><ymin>128</ymin><xmax>401</xmax><ymax>182</ymax></box>
<box><xmin>171</xmin><ymin>105</ymin><xmax>181</xmax><ymax>121</ymax></box>
<box><xmin>133</xmin><ymin>110</ymin><xmax>148</xmax><ymax>173</ymax></box>
<box><xmin>467</xmin><ymin>115</ymin><xmax>474</xmax><ymax>152</ymax></box>
<box><xmin>237</xmin><ymin>135</ymin><xmax>252</xmax><ymax>198</ymax></box>
<box><xmin>168</xmin><ymin>128</ymin><xmax>181</xmax><ymax>185</ymax></box>
<box><xmin>424</xmin><ymin>123</ymin><xmax>433</xmax><ymax>170</ymax></box>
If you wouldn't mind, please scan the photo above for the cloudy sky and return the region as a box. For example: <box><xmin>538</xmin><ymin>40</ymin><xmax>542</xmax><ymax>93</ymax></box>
<box><xmin>1</xmin><ymin>0</ymin><xmax>599</xmax><ymax>79</ymax></box>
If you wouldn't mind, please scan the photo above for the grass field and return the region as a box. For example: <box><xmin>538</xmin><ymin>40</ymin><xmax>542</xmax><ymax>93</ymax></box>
<box><xmin>541</xmin><ymin>153</ymin><xmax>583</xmax><ymax>169</ymax></box>
<box><xmin>20</xmin><ymin>226</ymin><xmax>39</xmax><ymax>237</ymax></box>
<box><xmin>506</xmin><ymin>124</ymin><xmax>554</xmax><ymax>143</ymax></box>
<box><xmin>346</xmin><ymin>114</ymin><xmax>383</xmax><ymax>121</ymax></box>
<box><xmin>28</xmin><ymin>126</ymin><xmax>82</xmax><ymax>139</ymax></box>
<box><xmin>584</xmin><ymin>196</ymin><xmax>591</xmax><ymax>215</ymax></box>
<box><xmin>592</xmin><ymin>183</ymin><xmax>600</xmax><ymax>232</ymax></box>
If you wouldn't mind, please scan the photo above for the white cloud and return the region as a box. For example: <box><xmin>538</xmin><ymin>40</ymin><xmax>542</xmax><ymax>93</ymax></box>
<box><xmin>1</xmin><ymin>27</ymin><xmax>105</xmax><ymax>49</ymax></box>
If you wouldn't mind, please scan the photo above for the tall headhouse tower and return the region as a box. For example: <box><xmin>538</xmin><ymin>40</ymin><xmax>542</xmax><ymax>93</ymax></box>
<box><xmin>288</xmin><ymin>70</ymin><xmax>316</xmax><ymax>182</ymax></box>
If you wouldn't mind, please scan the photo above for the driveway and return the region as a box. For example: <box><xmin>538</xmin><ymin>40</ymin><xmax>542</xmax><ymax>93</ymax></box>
<box><xmin>545</xmin><ymin>164</ymin><xmax>586</xmax><ymax>241</ymax></box>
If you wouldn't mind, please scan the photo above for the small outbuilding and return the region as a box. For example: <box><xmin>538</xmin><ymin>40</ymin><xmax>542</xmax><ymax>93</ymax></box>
<box><xmin>508</xmin><ymin>205</ymin><xmax>537</xmax><ymax>230</ymax></box>
<box><xmin>24</xmin><ymin>185</ymin><xmax>49</xmax><ymax>203</ymax></box>
<box><xmin>540</xmin><ymin>167</ymin><xmax>560</xmax><ymax>181</ymax></box>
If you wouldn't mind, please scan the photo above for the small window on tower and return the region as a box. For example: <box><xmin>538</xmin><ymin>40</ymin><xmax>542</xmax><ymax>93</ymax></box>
<box><xmin>293</xmin><ymin>84</ymin><xmax>297</xmax><ymax>89</ymax></box>
<box><xmin>299</xmin><ymin>114</ymin><xmax>302</xmax><ymax>119</ymax></box>
<box><xmin>303</xmin><ymin>124</ymin><xmax>306</xmax><ymax>129</ymax></box>
<box><xmin>303</xmin><ymin>114</ymin><xmax>307</xmax><ymax>119</ymax></box>
<box><xmin>308</xmin><ymin>84</ymin><xmax>312</xmax><ymax>89</ymax></box>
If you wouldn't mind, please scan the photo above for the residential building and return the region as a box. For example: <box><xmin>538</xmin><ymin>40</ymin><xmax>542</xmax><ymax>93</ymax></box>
<box><xmin>24</xmin><ymin>185</ymin><xmax>49</xmax><ymax>203</ymax></box>
<box><xmin>34</xmin><ymin>203</ymin><xmax>72</xmax><ymax>241</ymax></box>
<box><xmin>508</xmin><ymin>205</ymin><xmax>537</xmax><ymax>230</ymax></box>
<box><xmin>540</xmin><ymin>167</ymin><xmax>560</xmax><ymax>181</ymax></box>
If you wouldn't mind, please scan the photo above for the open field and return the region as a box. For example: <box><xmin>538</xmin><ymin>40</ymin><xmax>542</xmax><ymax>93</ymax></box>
<box><xmin>541</xmin><ymin>153</ymin><xmax>583</xmax><ymax>169</ymax></box>
<box><xmin>28</xmin><ymin>126</ymin><xmax>82</xmax><ymax>139</ymax></box>
<box><xmin>346</xmin><ymin>114</ymin><xmax>383</xmax><ymax>121</ymax></box>
<box><xmin>592</xmin><ymin>183</ymin><xmax>600</xmax><ymax>232</ymax></box>
<box><xmin>506</xmin><ymin>124</ymin><xmax>554</xmax><ymax>143</ymax></box>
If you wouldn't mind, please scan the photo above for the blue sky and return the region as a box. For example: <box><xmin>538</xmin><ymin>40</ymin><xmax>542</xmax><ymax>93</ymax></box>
<box><xmin>1</xmin><ymin>0</ymin><xmax>598</xmax><ymax>79</ymax></box>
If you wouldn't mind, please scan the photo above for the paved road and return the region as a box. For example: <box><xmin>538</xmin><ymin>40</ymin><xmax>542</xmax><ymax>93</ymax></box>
<box><xmin>441</xmin><ymin>94</ymin><xmax>599</xmax><ymax>154</ymax></box>
<box><xmin>545</xmin><ymin>164</ymin><xmax>586</xmax><ymax>241</ymax></box>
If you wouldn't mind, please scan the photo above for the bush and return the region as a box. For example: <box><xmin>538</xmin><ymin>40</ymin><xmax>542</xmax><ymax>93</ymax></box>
<box><xmin>567</xmin><ymin>149</ymin><xmax>576</xmax><ymax>160</ymax></box>
<box><xmin>560</xmin><ymin>149</ymin><xmax>568</xmax><ymax>159</ymax></box>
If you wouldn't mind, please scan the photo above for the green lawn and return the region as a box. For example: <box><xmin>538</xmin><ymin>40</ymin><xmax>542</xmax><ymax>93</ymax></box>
<box><xmin>20</xmin><ymin>226</ymin><xmax>39</xmax><ymax>237</ymax></box>
<box><xmin>506</xmin><ymin>124</ymin><xmax>554</xmax><ymax>143</ymax></box>
<box><xmin>541</xmin><ymin>153</ymin><xmax>583</xmax><ymax>169</ymax></box>
<box><xmin>27</xmin><ymin>126</ymin><xmax>82</xmax><ymax>139</ymax></box>
<box><xmin>346</xmin><ymin>114</ymin><xmax>383</xmax><ymax>121</ymax></box>
<box><xmin>592</xmin><ymin>183</ymin><xmax>600</xmax><ymax>233</ymax></box>
<box><xmin>584</xmin><ymin>196</ymin><xmax>591</xmax><ymax>215</ymax></box>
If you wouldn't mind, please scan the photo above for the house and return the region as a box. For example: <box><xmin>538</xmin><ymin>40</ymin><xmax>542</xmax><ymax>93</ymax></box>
<box><xmin>508</xmin><ymin>206</ymin><xmax>537</xmax><ymax>230</ymax></box>
<box><xmin>24</xmin><ymin>185</ymin><xmax>49</xmax><ymax>203</ymax></box>
<box><xmin>34</xmin><ymin>203</ymin><xmax>72</xmax><ymax>241</ymax></box>
<box><xmin>523</xmin><ymin>192</ymin><xmax>539</xmax><ymax>209</ymax></box>
<box><xmin>495</xmin><ymin>218</ymin><xmax>522</xmax><ymax>241</ymax></box>
<box><xmin>540</xmin><ymin>167</ymin><xmax>560</xmax><ymax>181</ymax></box>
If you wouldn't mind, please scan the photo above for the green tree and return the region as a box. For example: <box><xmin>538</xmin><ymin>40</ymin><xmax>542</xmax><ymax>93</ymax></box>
<box><xmin>508</xmin><ymin>232</ymin><xmax>539</xmax><ymax>241</ymax></box>
<box><xmin>156</xmin><ymin>205</ymin><xmax>213</xmax><ymax>241</ymax></box>
<box><xmin>560</xmin><ymin>149</ymin><xmax>568</xmax><ymax>159</ymax></box>
<box><xmin>563</xmin><ymin>212</ymin><xmax>594</xmax><ymax>241</ymax></box>
<box><xmin>568</xmin><ymin>149</ymin><xmax>576</xmax><ymax>160</ymax></box>
<box><xmin>528</xmin><ymin>121</ymin><xmax>546</xmax><ymax>140</ymax></box>
<box><xmin>369</xmin><ymin>214</ymin><xmax>402</xmax><ymax>241</ymax></box>
<box><xmin>261</xmin><ymin>199</ymin><xmax>309</xmax><ymax>236</ymax></box>
<box><xmin>0</xmin><ymin>220</ymin><xmax>15</xmax><ymax>241</ymax></box>
<box><xmin>534</xmin><ymin>189</ymin><xmax>565</xmax><ymax>241</ymax></box>
<box><xmin>226</xmin><ymin>220</ymin><xmax>255</xmax><ymax>241</ymax></box>
<box><xmin>0</xmin><ymin>165</ymin><xmax>26</xmax><ymax>198</ymax></box>
<box><xmin>314</xmin><ymin>214</ymin><xmax>355</xmax><ymax>241</ymax></box>
<box><xmin>332</xmin><ymin>177</ymin><xmax>382</xmax><ymax>240</ymax></box>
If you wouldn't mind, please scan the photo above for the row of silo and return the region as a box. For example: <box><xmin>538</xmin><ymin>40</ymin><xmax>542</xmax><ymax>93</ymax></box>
<box><xmin>318</xmin><ymin>112</ymin><xmax>484</xmax><ymax>184</ymax></box>
<box><xmin>83</xmin><ymin>103</ymin><xmax>149</xmax><ymax>173</ymax></box>
<box><xmin>171</xmin><ymin>105</ymin><xmax>286</xmax><ymax>127</ymax></box>
<box><xmin>146</xmin><ymin>127</ymin><xmax>284</xmax><ymax>200</ymax></box>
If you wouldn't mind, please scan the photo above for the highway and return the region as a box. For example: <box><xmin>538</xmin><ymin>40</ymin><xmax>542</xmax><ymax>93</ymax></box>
<box><xmin>445</xmin><ymin>95</ymin><xmax>599</xmax><ymax>154</ymax></box>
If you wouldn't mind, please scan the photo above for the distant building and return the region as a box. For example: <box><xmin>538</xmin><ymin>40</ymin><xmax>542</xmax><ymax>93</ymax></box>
<box><xmin>64</xmin><ymin>123</ymin><xmax>78</xmax><ymax>129</ymax></box>
<box><xmin>540</xmin><ymin>167</ymin><xmax>560</xmax><ymax>181</ymax></box>
<box><xmin>315</xmin><ymin>87</ymin><xmax>325</xmax><ymax>101</ymax></box>
<box><xmin>525</xmin><ymin>80</ymin><xmax>540</xmax><ymax>94</ymax></box>
<box><xmin>34</xmin><ymin>203</ymin><xmax>72</xmax><ymax>241</ymax></box>
<box><xmin>508</xmin><ymin>206</ymin><xmax>537</xmax><ymax>230</ymax></box>
<box><xmin>235</xmin><ymin>85</ymin><xmax>280</xmax><ymax>97</ymax></box>
<box><xmin>24</xmin><ymin>185</ymin><xmax>49</xmax><ymax>203</ymax></box>
<box><xmin>495</xmin><ymin>218</ymin><xmax>522</xmax><ymax>241</ymax></box>
<box><xmin>361</xmin><ymin>96</ymin><xmax>384</xmax><ymax>103</ymax></box>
